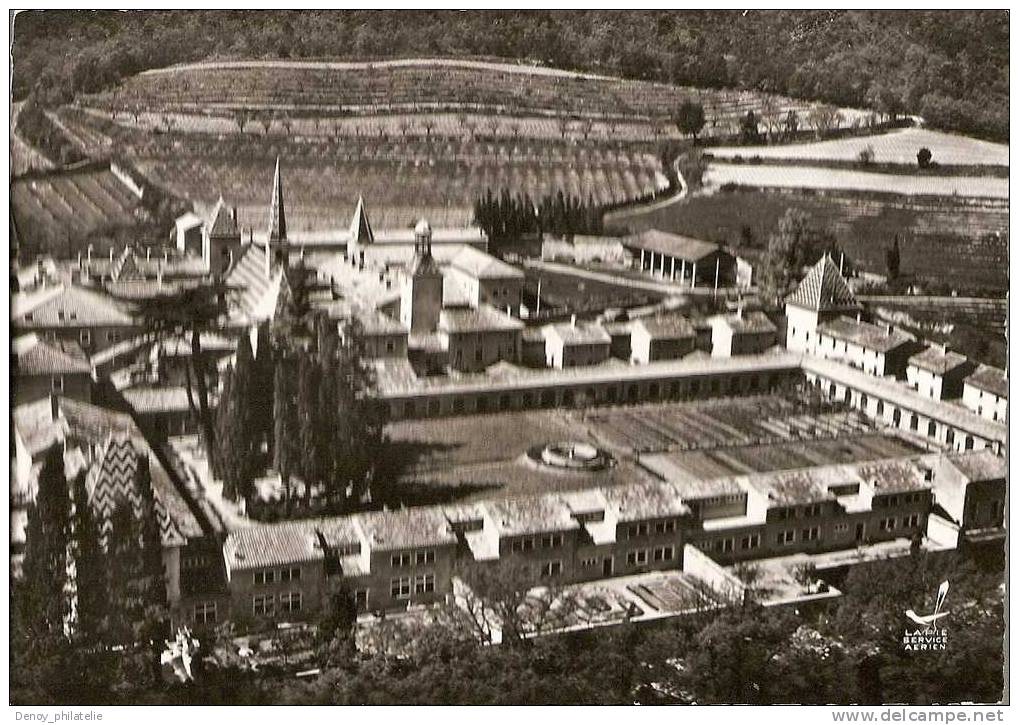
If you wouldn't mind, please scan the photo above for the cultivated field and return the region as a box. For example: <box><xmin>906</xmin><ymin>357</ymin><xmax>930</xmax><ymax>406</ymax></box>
<box><xmin>11</xmin><ymin>165</ymin><xmax>154</xmax><ymax>257</ymax></box>
<box><xmin>610</xmin><ymin>188</ymin><xmax>1009</xmax><ymax>293</ymax></box>
<box><xmin>709</xmin><ymin>128</ymin><xmax>1009</xmax><ymax>167</ymax></box>
<box><xmin>703</xmin><ymin>164</ymin><xmax>1008</xmax><ymax>199</ymax></box>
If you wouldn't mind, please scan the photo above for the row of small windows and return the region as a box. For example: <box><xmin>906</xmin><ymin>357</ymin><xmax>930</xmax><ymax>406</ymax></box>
<box><xmin>774</xmin><ymin>503</ymin><xmax>825</xmax><ymax>520</ymax></box>
<box><xmin>391</xmin><ymin>550</ymin><xmax>435</xmax><ymax>568</ymax></box>
<box><xmin>510</xmin><ymin>533</ymin><xmax>565</xmax><ymax>553</ymax></box>
<box><xmin>879</xmin><ymin>514</ymin><xmax>922</xmax><ymax>531</ymax></box>
<box><xmin>626</xmin><ymin>546</ymin><xmax>675</xmax><ymax>565</ymax></box>
<box><xmin>626</xmin><ymin>520</ymin><xmax>678</xmax><ymax>538</ymax></box>
<box><xmin>253</xmin><ymin>592</ymin><xmax>302</xmax><ymax>616</ymax></box>
<box><xmin>874</xmin><ymin>492</ymin><xmax>927</xmax><ymax>508</ymax></box>
<box><xmin>253</xmin><ymin>567</ymin><xmax>301</xmax><ymax>586</ymax></box>
<box><xmin>391</xmin><ymin>573</ymin><xmax>435</xmax><ymax>599</ymax></box>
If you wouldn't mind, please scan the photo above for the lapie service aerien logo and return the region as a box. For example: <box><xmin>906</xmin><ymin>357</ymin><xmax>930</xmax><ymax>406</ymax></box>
<box><xmin>902</xmin><ymin>580</ymin><xmax>949</xmax><ymax>652</ymax></box>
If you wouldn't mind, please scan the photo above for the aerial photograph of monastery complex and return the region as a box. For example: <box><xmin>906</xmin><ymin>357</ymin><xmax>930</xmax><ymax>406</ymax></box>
<box><xmin>8</xmin><ymin>9</ymin><xmax>1009</xmax><ymax>708</ymax></box>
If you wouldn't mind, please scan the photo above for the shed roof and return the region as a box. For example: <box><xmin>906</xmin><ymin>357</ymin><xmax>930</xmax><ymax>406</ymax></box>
<box><xmin>626</xmin><ymin>230</ymin><xmax>720</xmax><ymax>262</ymax></box>
<box><xmin>13</xmin><ymin>334</ymin><xmax>91</xmax><ymax>375</ymax></box>
<box><xmin>633</xmin><ymin>316</ymin><xmax>696</xmax><ymax>340</ymax></box>
<box><xmin>908</xmin><ymin>346</ymin><xmax>969</xmax><ymax>375</ymax></box>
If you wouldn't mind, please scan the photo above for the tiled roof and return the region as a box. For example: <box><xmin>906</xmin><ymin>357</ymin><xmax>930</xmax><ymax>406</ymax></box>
<box><xmin>856</xmin><ymin>459</ymin><xmax>929</xmax><ymax>494</ymax></box>
<box><xmin>85</xmin><ymin>435</ymin><xmax>188</xmax><ymax>547</ymax></box>
<box><xmin>449</xmin><ymin>246</ymin><xmax>524</xmax><ymax>280</ymax></box>
<box><xmin>484</xmin><ymin>497</ymin><xmax>580</xmax><ymax>537</ymax></box>
<box><xmin>355</xmin><ymin>508</ymin><xmax>458</xmax><ymax>551</ymax></box>
<box><xmin>600</xmin><ymin>481</ymin><xmax>691</xmax><ymax>522</ymax></box>
<box><xmin>633</xmin><ymin>316</ymin><xmax>696</xmax><ymax>340</ymax></box>
<box><xmin>227</xmin><ymin>519</ymin><xmax>324</xmax><ymax>570</ymax></box>
<box><xmin>13</xmin><ymin>284</ymin><xmax>135</xmax><ymax>327</ymax></box>
<box><xmin>209</xmin><ymin>197</ymin><xmax>239</xmax><ymax>238</ymax></box>
<box><xmin>818</xmin><ymin>316</ymin><xmax>913</xmax><ymax>352</ymax></box>
<box><xmin>908</xmin><ymin>346</ymin><xmax>969</xmax><ymax>375</ymax></box>
<box><xmin>225</xmin><ymin>243</ymin><xmax>282</xmax><ymax>322</ymax></box>
<box><xmin>713</xmin><ymin>310</ymin><xmax>777</xmax><ymax>335</ymax></box>
<box><xmin>785</xmin><ymin>254</ymin><xmax>858</xmax><ymax>313</ymax></box>
<box><xmin>626</xmin><ymin>230</ymin><xmax>719</xmax><ymax>262</ymax></box>
<box><xmin>544</xmin><ymin>322</ymin><xmax>611</xmax><ymax>346</ymax></box>
<box><xmin>945</xmin><ymin>450</ymin><xmax>1006</xmax><ymax>483</ymax></box>
<box><xmin>965</xmin><ymin>364</ymin><xmax>1008</xmax><ymax>399</ymax></box>
<box><xmin>439</xmin><ymin>305</ymin><xmax>523</xmax><ymax>333</ymax></box>
<box><xmin>13</xmin><ymin>334</ymin><xmax>91</xmax><ymax>375</ymax></box>
<box><xmin>122</xmin><ymin>386</ymin><xmax>195</xmax><ymax>413</ymax></box>
<box><xmin>745</xmin><ymin>468</ymin><xmax>837</xmax><ymax>505</ymax></box>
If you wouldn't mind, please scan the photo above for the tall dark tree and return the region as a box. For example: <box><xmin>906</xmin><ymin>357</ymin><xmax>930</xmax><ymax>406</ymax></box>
<box><xmin>886</xmin><ymin>234</ymin><xmax>902</xmax><ymax>280</ymax></box>
<box><xmin>675</xmin><ymin>99</ymin><xmax>706</xmax><ymax>143</ymax></box>
<box><xmin>71</xmin><ymin>471</ymin><xmax>105</xmax><ymax>642</ymax></box>
<box><xmin>135</xmin><ymin>282</ymin><xmax>235</xmax><ymax>475</ymax></box>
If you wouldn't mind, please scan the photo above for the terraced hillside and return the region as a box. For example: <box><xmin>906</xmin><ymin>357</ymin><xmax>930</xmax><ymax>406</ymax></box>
<box><xmin>86</xmin><ymin>59</ymin><xmax>866</xmax><ymax>139</ymax></box>
<box><xmin>11</xmin><ymin>163</ymin><xmax>156</xmax><ymax>258</ymax></box>
<box><xmin>62</xmin><ymin>106</ymin><xmax>667</xmax><ymax>232</ymax></box>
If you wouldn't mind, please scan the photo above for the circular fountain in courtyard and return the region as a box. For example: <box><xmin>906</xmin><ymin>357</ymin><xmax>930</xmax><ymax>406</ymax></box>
<box><xmin>526</xmin><ymin>441</ymin><xmax>613</xmax><ymax>472</ymax></box>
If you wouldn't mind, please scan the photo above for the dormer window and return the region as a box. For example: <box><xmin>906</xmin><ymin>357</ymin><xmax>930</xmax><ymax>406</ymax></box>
<box><xmin>23</xmin><ymin>313</ymin><xmax>33</xmax><ymax>322</ymax></box>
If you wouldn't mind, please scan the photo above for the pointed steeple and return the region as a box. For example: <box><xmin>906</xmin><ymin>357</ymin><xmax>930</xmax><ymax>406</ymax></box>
<box><xmin>267</xmin><ymin>156</ymin><xmax>287</xmax><ymax>244</ymax></box>
<box><xmin>349</xmin><ymin>195</ymin><xmax>374</xmax><ymax>245</ymax></box>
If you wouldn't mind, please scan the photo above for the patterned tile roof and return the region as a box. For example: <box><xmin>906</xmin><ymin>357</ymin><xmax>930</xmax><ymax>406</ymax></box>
<box><xmin>226</xmin><ymin>519</ymin><xmax>325</xmax><ymax>570</ymax></box>
<box><xmin>785</xmin><ymin>254</ymin><xmax>858</xmax><ymax>313</ymax></box>
<box><xmin>85</xmin><ymin>435</ymin><xmax>188</xmax><ymax>547</ymax></box>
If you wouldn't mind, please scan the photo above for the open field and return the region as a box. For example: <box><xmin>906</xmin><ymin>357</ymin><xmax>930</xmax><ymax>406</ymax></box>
<box><xmin>11</xmin><ymin>164</ymin><xmax>154</xmax><ymax>257</ymax></box>
<box><xmin>709</xmin><ymin>128</ymin><xmax>1009</xmax><ymax>167</ymax></box>
<box><xmin>88</xmin><ymin>59</ymin><xmax>867</xmax><ymax>138</ymax></box>
<box><xmin>703</xmin><ymin>164</ymin><xmax>1008</xmax><ymax>199</ymax></box>
<box><xmin>609</xmin><ymin>188</ymin><xmax>1008</xmax><ymax>294</ymax></box>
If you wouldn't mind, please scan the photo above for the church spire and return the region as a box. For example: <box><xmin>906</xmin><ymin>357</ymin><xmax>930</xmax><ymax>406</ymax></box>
<box><xmin>267</xmin><ymin>156</ymin><xmax>287</xmax><ymax>244</ymax></box>
<box><xmin>349</xmin><ymin>195</ymin><xmax>374</xmax><ymax>245</ymax></box>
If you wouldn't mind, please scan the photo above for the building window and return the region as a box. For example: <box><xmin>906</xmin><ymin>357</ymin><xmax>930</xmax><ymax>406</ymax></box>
<box><xmin>540</xmin><ymin>534</ymin><xmax>564</xmax><ymax>549</ymax></box>
<box><xmin>279</xmin><ymin>567</ymin><xmax>301</xmax><ymax>582</ymax></box>
<box><xmin>879</xmin><ymin>517</ymin><xmax>897</xmax><ymax>531</ymax></box>
<box><xmin>391</xmin><ymin>577</ymin><xmax>412</xmax><ymax>600</ymax></box>
<box><xmin>510</xmin><ymin>538</ymin><xmax>535</xmax><ymax>554</ymax></box>
<box><xmin>79</xmin><ymin>330</ymin><xmax>91</xmax><ymax>346</ymax></box>
<box><xmin>107</xmin><ymin>331</ymin><xmax>120</xmax><ymax>343</ymax></box>
<box><xmin>413</xmin><ymin>573</ymin><xmax>435</xmax><ymax>594</ymax></box>
<box><xmin>194</xmin><ymin>601</ymin><xmax>217</xmax><ymax>624</ymax></box>
<box><xmin>279</xmin><ymin>592</ymin><xmax>302</xmax><ymax>613</ymax></box>
<box><xmin>385</xmin><ymin>340</ymin><xmax>395</xmax><ymax>354</ymax></box>
<box><xmin>626</xmin><ymin>549</ymin><xmax>650</xmax><ymax>566</ymax></box>
<box><xmin>834</xmin><ymin>523</ymin><xmax>849</xmax><ymax>534</ymax></box>
<box><xmin>354</xmin><ymin>589</ymin><xmax>369</xmax><ymax>610</ymax></box>
<box><xmin>654</xmin><ymin>520</ymin><xmax>677</xmax><ymax>534</ymax></box>
<box><xmin>740</xmin><ymin>534</ymin><xmax>761</xmax><ymax>550</ymax></box>
<box><xmin>253</xmin><ymin>569</ymin><xmax>276</xmax><ymax>586</ymax></box>
<box><xmin>777</xmin><ymin>530</ymin><xmax>796</xmax><ymax>545</ymax></box>
<box><xmin>415</xmin><ymin>550</ymin><xmax>435</xmax><ymax>565</ymax></box>
<box><xmin>252</xmin><ymin>595</ymin><xmax>275</xmax><ymax>616</ymax></box>
<box><xmin>627</xmin><ymin>523</ymin><xmax>650</xmax><ymax>539</ymax></box>
<box><xmin>653</xmin><ymin>546</ymin><xmax>675</xmax><ymax>562</ymax></box>
<box><xmin>801</xmin><ymin>526</ymin><xmax>820</xmax><ymax>542</ymax></box>
<box><xmin>803</xmin><ymin>504</ymin><xmax>823</xmax><ymax>518</ymax></box>
<box><xmin>391</xmin><ymin>552</ymin><xmax>413</xmax><ymax>568</ymax></box>
<box><xmin>51</xmin><ymin>375</ymin><xmax>64</xmax><ymax>392</ymax></box>
<box><xmin>540</xmin><ymin>561</ymin><xmax>563</xmax><ymax>578</ymax></box>
<box><xmin>580</xmin><ymin>558</ymin><xmax>598</xmax><ymax>568</ymax></box>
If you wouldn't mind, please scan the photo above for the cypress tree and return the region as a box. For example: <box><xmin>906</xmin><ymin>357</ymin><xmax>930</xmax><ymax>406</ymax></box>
<box><xmin>71</xmin><ymin>470</ymin><xmax>105</xmax><ymax>642</ymax></box>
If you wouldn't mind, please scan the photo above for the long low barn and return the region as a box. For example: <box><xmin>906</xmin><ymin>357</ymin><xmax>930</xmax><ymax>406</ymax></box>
<box><xmin>623</xmin><ymin>230</ymin><xmax>737</xmax><ymax>288</ymax></box>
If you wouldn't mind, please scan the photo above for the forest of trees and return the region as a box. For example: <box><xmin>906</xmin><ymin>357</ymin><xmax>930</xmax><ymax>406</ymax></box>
<box><xmin>11</xmin><ymin>10</ymin><xmax>1009</xmax><ymax>141</ymax></box>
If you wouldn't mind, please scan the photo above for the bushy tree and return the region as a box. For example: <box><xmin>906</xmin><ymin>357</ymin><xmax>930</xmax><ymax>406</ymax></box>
<box><xmin>675</xmin><ymin>99</ymin><xmax>706</xmax><ymax>143</ymax></box>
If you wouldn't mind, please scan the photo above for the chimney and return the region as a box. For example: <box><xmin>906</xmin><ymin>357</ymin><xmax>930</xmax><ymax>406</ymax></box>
<box><xmin>736</xmin><ymin>305</ymin><xmax>743</xmax><ymax>320</ymax></box>
<box><xmin>232</xmin><ymin>207</ymin><xmax>238</xmax><ymax>224</ymax></box>
<box><xmin>936</xmin><ymin>342</ymin><xmax>947</xmax><ymax>355</ymax></box>
<box><xmin>87</xmin><ymin>246</ymin><xmax>93</xmax><ymax>264</ymax></box>
<box><xmin>49</xmin><ymin>393</ymin><xmax>60</xmax><ymax>422</ymax></box>
<box><xmin>157</xmin><ymin>261</ymin><xmax>164</xmax><ymax>286</ymax></box>
<box><xmin>146</xmin><ymin>248</ymin><xmax>151</xmax><ymax>261</ymax></box>
<box><xmin>77</xmin><ymin>252</ymin><xmax>82</xmax><ymax>269</ymax></box>
<box><xmin>109</xmin><ymin>248</ymin><xmax>114</xmax><ymax>262</ymax></box>
<box><xmin>163</xmin><ymin>250</ymin><xmax>169</xmax><ymax>263</ymax></box>
<box><xmin>570</xmin><ymin>314</ymin><xmax>577</xmax><ymax>327</ymax></box>
<box><xmin>856</xmin><ymin>311</ymin><xmax>862</xmax><ymax>323</ymax></box>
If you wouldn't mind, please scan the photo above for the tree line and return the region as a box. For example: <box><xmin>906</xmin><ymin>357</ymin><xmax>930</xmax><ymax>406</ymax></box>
<box><xmin>13</xmin><ymin>11</ymin><xmax>1008</xmax><ymax>141</ymax></box>
<box><xmin>473</xmin><ymin>188</ymin><xmax>605</xmax><ymax>242</ymax></box>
